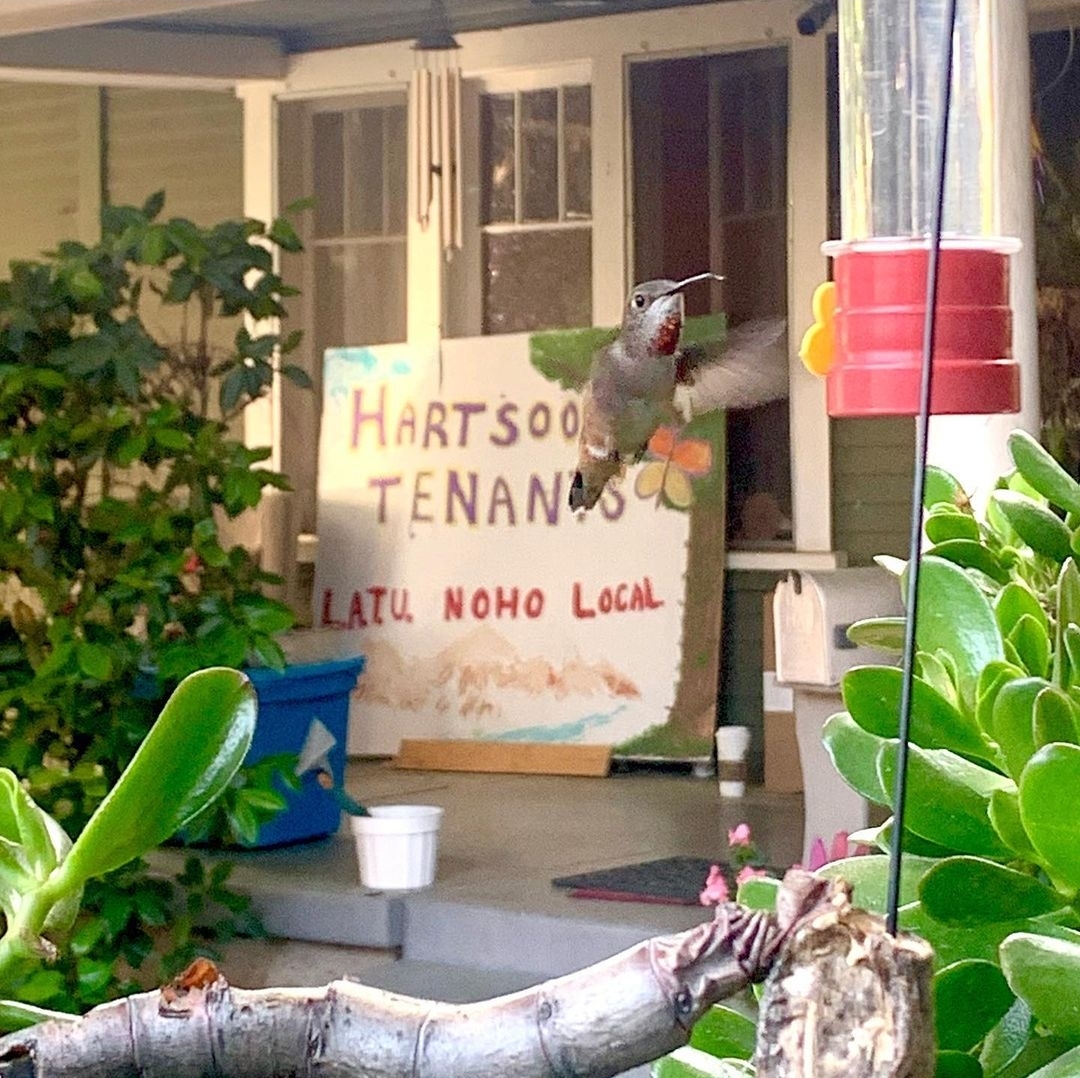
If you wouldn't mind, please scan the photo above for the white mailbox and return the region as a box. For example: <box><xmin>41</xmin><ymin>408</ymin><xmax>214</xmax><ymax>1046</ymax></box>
<box><xmin>773</xmin><ymin>567</ymin><xmax>903</xmax><ymax>688</ymax></box>
<box><xmin>772</xmin><ymin>566</ymin><xmax>904</xmax><ymax>862</ymax></box>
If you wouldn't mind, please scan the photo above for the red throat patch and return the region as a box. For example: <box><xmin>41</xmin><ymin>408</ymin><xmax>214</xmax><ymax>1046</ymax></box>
<box><xmin>653</xmin><ymin>314</ymin><xmax>681</xmax><ymax>356</ymax></box>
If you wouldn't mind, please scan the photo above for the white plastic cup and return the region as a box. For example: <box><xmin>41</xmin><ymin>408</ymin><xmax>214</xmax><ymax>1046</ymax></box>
<box><xmin>349</xmin><ymin>805</ymin><xmax>443</xmax><ymax>890</ymax></box>
<box><xmin>716</xmin><ymin>725</ymin><xmax>751</xmax><ymax>798</ymax></box>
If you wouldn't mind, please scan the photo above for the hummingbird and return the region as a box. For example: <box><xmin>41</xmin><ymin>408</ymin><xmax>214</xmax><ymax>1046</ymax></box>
<box><xmin>568</xmin><ymin>274</ymin><xmax>789</xmax><ymax>512</ymax></box>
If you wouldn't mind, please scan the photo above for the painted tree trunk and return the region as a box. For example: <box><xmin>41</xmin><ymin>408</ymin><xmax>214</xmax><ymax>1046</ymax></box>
<box><xmin>668</xmin><ymin>495</ymin><xmax>727</xmax><ymax>739</ymax></box>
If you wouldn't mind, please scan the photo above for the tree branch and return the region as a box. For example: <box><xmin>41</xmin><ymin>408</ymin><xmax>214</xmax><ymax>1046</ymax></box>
<box><xmin>0</xmin><ymin>872</ymin><xmax>935</xmax><ymax>1078</ymax></box>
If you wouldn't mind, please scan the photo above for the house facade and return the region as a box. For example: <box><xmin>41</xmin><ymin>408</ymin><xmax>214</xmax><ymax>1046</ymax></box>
<box><xmin>0</xmin><ymin>0</ymin><xmax>1070</xmax><ymax>767</ymax></box>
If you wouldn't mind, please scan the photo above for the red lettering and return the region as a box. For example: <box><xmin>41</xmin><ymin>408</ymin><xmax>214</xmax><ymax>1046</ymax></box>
<box><xmin>471</xmin><ymin>589</ymin><xmax>490</xmax><ymax>619</ymax></box>
<box><xmin>644</xmin><ymin>577</ymin><xmax>664</xmax><ymax>609</ymax></box>
<box><xmin>444</xmin><ymin>587</ymin><xmax>464</xmax><ymax>620</ymax></box>
<box><xmin>614</xmin><ymin>583</ymin><xmax>628</xmax><ymax>612</ymax></box>
<box><xmin>524</xmin><ymin>589</ymin><xmax>544</xmax><ymax>618</ymax></box>
<box><xmin>348</xmin><ymin>591</ymin><xmax>367</xmax><ymax>629</ymax></box>
<box><xmin>368</xmin><ymin>585</ymin><xmax>386</xmax><ymax>625</ymax></box>
<box><xmin>321</xmin><ymin>588</ymin><xmax>335</xmax><ymax>626</ymax></box>
<box><xmin>390</xmin><ymin>588</ymin><xmax>412</xmax><ymax>623</ymax></box>
<box><xmin>598</xmin><ymin>587</ymin><xmax>613</xmax><ymax>614</ymax></box>
<box><xmin>494</xmin><ymin>587</ymin><xmax>519</xmax><ymax>618</ymax></box>
<box><xmin>572</xmin><ymin>583</ymin><xmax>596</xmax><ymax>619</ymax></box>
<box><xmin>630</xmin><ymin>583</ymin><xmax>645</xmax><ymax>611</ymax></box>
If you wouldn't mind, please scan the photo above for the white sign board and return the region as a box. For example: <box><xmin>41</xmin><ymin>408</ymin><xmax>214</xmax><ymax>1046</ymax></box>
<box><xmin>314</xmin><ymin>333</ymin><xmax>714</xmax><ymax>756</ymax></box>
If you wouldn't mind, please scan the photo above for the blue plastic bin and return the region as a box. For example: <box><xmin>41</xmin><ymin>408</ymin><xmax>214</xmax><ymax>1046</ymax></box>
<box><xmin>244</xmin><ymin>655</ymin><xmax>365</xmax><ymax>847</ymax></box>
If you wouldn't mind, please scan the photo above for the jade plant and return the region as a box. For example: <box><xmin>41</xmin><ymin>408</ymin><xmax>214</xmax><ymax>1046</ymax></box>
<box><xmin>0</xmin><ymin>193</ymin><xmax>308</xmax><ymax>1008</ymax></box>
<box><xmin>655</xmin><ymin>429</ymin><xmax>1080</xmax><ymax>1078</ymax></box>
<box><xmin>0</xmin><ymin>667</ymin><xmax>255</xmax><ymax>1030</ymax></box>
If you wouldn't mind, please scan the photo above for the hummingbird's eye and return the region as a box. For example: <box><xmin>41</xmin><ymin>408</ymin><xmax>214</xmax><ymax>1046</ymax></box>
<box><xmin>633</xmin><ymin>293</ymin><xmax>646</xmax><ymax>309</ymax></box>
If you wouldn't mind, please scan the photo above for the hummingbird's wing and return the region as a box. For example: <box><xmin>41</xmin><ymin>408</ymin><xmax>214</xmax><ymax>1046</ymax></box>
<box><xmin>676</xmin><ymin>317</ymin><xmax>789</xmax><ymax>414</ymax></box>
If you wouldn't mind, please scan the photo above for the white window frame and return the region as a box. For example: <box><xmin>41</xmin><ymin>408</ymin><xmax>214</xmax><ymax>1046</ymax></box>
<box><xmin>445</xmin><ymin>61</ymin><xmax>593</xmax><ymax>339</ymax></box>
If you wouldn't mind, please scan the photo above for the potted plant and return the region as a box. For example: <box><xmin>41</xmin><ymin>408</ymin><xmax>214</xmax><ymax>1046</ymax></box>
<box><xmin>0</xmin><ymin>191</ymin><xmax>361</xmax><ymax>1008</ymax></box>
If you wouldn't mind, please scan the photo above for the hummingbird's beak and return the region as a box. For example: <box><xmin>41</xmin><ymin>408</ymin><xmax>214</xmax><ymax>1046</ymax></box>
<box><xmin>662</xmin><ymin>272</ymin><xmax>724</xmax><ymax>297</ymax></box>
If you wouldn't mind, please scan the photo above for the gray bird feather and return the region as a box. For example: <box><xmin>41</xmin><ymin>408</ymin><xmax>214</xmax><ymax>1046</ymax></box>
<box><xmin>570</xmin><ymin>275</ymin><xmax>790</xmax><ymax>513</ymax></box>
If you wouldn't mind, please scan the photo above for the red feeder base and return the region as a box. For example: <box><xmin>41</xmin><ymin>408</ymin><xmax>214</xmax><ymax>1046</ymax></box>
<box><xmin>823</xmin><ymin>238</ymin><xmax>1021</xmax><ymax>417</ymax></box>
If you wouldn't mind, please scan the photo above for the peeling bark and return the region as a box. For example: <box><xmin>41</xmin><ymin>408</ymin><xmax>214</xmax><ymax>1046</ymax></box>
<box><xmin>755</xmin><ymin>881</ymin><xmax>935</xmax><ymax>1077</ymax></box>
<box><xmin>0</xmin><ymin>873</ymin><xmax>935</xmax><ymax>1078</ymax></box>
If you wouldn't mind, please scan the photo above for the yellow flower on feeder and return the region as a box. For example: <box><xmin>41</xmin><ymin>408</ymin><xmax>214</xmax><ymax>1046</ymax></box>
<box><xmin>799</xmin><ymin>280</ymin><xmax>838</xmax><ymax>376</ymax></box>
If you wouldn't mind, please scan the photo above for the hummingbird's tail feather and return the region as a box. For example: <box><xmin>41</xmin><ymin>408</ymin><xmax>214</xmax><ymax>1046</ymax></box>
<box><xmin>569</xmin><ymin>470</ymin><xmax>594</xmax><ymax>511</ymax></box>
<box><xmin>569</xmin><ymin>457</ymin><xmax>623</xmax><ymax>512</ymax></box>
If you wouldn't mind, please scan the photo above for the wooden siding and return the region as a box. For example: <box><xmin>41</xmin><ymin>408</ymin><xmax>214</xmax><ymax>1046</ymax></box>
<box><xmin>0</xmin><ymin>82</ymin><xmax>98</xmax><ymax>269</ymax></box>
<box><xmin>830</xmin><ymin>417</ymin><xmax>916</xmax><ymax>566</ymax></box>
<box><xmin>105</xmin><ymin>87</ymin><xmax>242</xmax><ymax>224</ymax></box>
<box><xmin>105</xmin><ymin>88</ymin><xmax>245</xmax><ymax>424</ymax></box>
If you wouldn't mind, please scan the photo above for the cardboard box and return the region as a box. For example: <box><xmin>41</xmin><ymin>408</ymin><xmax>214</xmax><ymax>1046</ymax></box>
<box><xmin>763</xmin><ymin>593</ymin><xmax>803</xmax><ymax>794</ymax></box>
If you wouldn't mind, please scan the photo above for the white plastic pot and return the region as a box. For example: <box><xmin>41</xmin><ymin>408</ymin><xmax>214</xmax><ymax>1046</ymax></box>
<box><xmin>349</xmin><ymin>805</ymin><xmax>444</xmax><ymax>890</ymax></box>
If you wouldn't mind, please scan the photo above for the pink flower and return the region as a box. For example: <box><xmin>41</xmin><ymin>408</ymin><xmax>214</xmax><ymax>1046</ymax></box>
<box><xmin>699</xmin><ymin>864</ymin><xmax>730</xmax><ymax>906</ymax></box>
<box><xmin>801</xmin><ymin>831</ymin><xmax>854</xmax><ymax>871</ymax></box>
<box><xmin>830</xmin><ymin>831</ymin><xmax>852</xmax><ymax>862</ymax></box>
<box><xmin>735</xmin><ymin>865</ymin><xmax>768</xmax><ymax>886</ymax></box>
<box><xmin>805</xmin><ymin>837</ymin><xmax>828</xmax><ymax>871</ymax></box>
<box><xmin>727</xmin><ymin>823</ymin><xmax>752</xmax><ymax>848</ymax></box>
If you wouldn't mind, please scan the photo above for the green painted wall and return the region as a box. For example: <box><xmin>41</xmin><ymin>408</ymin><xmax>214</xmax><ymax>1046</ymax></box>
<box><xmin>830</xmin><ymin>417</ymin><xmax>916</xmax><ymax>566</ymax></box>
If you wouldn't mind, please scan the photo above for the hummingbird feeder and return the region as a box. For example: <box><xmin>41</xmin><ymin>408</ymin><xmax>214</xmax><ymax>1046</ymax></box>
<box><xmin>804</xmin><ymin>0</ymin><xmax>1021</xmax><ymax>417</ymax></box>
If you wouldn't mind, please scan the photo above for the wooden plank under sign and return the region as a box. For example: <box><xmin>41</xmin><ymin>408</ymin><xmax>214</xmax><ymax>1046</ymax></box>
<box><xmin>395</xmin><ymin>739</ymin><xmax>612</xmax><ymax>777</ymax></box>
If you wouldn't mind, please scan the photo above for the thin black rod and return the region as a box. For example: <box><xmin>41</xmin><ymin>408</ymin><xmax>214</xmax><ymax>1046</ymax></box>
<box><xmin>885</xmin><ymin>0</ymin><xmax>959</xmax><ymax>936</ymax></box>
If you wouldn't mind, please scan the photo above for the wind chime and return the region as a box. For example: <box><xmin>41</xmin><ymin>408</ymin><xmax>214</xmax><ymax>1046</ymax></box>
<box><xmin>410</xmin><ymin>20</ymin><xmax>463</xmax><ymax>258</ymax></box>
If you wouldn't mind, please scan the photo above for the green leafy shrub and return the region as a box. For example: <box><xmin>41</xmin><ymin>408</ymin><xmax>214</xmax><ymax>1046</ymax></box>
<box><xmin>0</xmin><ymin>193</ymin><xmax>308</xmax><ymax>1009</ymax></box>
<box><xmin>660</xmin><ymin>430</ymin><xmax>1080</xmax><ymax>1078</ymax></box>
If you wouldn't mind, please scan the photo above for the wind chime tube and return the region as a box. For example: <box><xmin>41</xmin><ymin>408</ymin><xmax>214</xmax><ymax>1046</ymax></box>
<box><xmin>439</xmin><ymin>59</ymin><xmax>453</xmax><ymax>254</ymax></box>
<box><xmin>452</xmin><ymin>64</ymin><xmax>463</xmax><ymax>251</ymax></box>
<box><xmin>824</xmin><ymin>0</ymin><xmax>1020</xmax><ymax>416</ymax></box>
<box><xmin>416</xmin><ymin>66</ymin><xmax>432</xmax><ymax>230</ymax></box>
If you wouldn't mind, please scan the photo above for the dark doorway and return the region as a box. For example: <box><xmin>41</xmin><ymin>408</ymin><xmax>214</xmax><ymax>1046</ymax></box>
<box><xmin>629</xmin><ymin>48</ymin><xmax>792</xmax><ymax>548</ymax></box>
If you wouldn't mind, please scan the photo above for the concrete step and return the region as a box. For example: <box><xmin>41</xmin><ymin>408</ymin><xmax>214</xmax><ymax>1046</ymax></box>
<box><xmin>401</xmin><ymin>893</ymin><xmax>702</xmax><ymax>978</ymax></box>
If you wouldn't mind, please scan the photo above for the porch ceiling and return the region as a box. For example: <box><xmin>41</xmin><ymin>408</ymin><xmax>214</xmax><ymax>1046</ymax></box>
<box><xmin>0</xmin><ymin>0</ymin><xmax>725</xmax><ymax>83</ymax></box>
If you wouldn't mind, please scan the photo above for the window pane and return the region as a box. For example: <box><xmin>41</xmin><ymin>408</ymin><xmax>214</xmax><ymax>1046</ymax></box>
<box><xmin>563</xmin><ymin>85</ymin><xmax>591</xmax><ymax>219</ymax></box>
<box><xmin>520</xmin><ymin>89</ymin><xmax>558</xmax><ymax>222</ymax></box>
<box><xmin>481</xmin><ymin>94</ymin><xmax>515</xmax><ymax>224</ymax></box>
<box><xmin>483</xmin><ymin>228</ymin><xmax>591</xmax><ymax>334</ymax></box>
<box><xmin>345</xmin><ymin>108</ymin><xmax>385</xmax><ymax>235</ymax></box>
<box><xmin>718</xmin><ymin>79</ymin><xmax>744</xmax><ymax>217</ymax></box>
<box><xmin>313</xmin><ymin>112</ymin><xmax>344</xmax><ymax>237</ymax></box>
<box><xmin>385</xmin><ymin>105</ymin><xmax>408</xmax><ymax>234</ymax></box>
<box><xmin>315</xmin><ymin>241</ymin><xmax>407</xmax><ymax>349</ymax></box>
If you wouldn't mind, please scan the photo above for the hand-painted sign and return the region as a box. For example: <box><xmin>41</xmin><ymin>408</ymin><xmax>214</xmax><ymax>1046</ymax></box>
<box><xmin>314</xmin><ymin>326</ymin><xmax>727</xmax><ymax>757</ymax></box>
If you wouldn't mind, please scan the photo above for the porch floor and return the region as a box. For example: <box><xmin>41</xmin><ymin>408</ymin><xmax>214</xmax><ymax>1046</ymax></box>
<box><xmin>175</xmin><ymin>759</ymin><xmax>804</xmax><ymax>1007</ymax></box>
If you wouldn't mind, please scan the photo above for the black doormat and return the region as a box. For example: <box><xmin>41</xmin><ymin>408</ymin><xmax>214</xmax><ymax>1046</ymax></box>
<box><xmin>552</xmin><ymin>856</ymin><xmax>721</xmax><ymax>906</ymax></box>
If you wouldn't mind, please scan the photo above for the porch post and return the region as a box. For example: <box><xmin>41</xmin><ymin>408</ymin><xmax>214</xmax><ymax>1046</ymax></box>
<box><xmin>787</xmin><ymin>29</ymin><xmax>833</xmax><ymax>553</ymax></box>
<box><xmin>236</xmin><ymin>78</ymin><xmax>283</xmax><ymax>467</ymax></box>
<box><xmin>927</xmin><ymin>2</ymin><xmax>1040</xmax><ymax>505</ymax></box>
